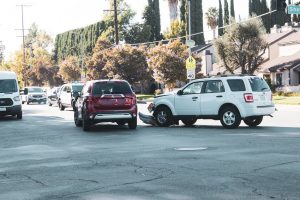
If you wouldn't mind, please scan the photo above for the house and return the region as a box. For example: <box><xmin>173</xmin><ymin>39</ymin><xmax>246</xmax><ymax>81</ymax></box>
<box><xmin>191</xmin><ymin>43</ymin><xmax>215</xmax><ymax>76</ymax></box>
<box><xmin>259</xmin><ymin>23</ymin><xmax>300</xmax><ymax>92</ymax></box>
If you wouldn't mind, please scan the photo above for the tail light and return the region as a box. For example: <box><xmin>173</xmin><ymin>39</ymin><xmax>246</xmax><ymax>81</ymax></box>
<box><xmin>244</xmin><ymin>93</ymin><xmax>254</xmax><ymax>103</ymax></box>
<box><xmin>124</xmin><ymin>96</ymin><xmax>136</xmax><ymax>106</ymax></box>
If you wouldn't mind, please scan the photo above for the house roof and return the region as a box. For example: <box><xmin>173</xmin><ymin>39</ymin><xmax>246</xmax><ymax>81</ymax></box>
<box><xmin>260</xmin><ymin>50</ymin><xmax>300</xmax><ymax>73</ymax></box>
<box><xmin>266</xmin><ymin>30</ymin><xmax>296</xmax><ymax>45</ymax></box>
<box><xmin>191</xmin><ymin>43</ymin><xmax>212</xmax><ymax>54</ymax></box>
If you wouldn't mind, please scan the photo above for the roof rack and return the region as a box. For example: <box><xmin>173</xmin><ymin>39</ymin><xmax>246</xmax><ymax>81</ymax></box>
<box><xmin>208</xmin><ymin>74</ymin><xmax>255</xmax><ymax>78</ymax></box>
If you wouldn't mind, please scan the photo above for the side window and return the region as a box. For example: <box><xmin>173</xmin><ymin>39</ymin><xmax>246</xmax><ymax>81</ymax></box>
<box><xmin>227</xmin><ymin>79</ymin><xmax>246</xmax><ymax>92</ymax></box>
<box><xmin>62</xmin><ymin>86</ymin><xmax>67</xmax><ymax>92</ymax></box>
<box><xmin>204</xmin><ymin>80</ymin><xmax>225</xmax><ymax>93</ymax></box>
<box><xmin>182</xmin><ymin>82</ymin><xmax>203</xmax><ymax>95</ymax></box>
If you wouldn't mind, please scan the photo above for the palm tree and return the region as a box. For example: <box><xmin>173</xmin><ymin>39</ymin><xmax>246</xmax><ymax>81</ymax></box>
<box><xmin>167</xmin><ymin>0</ymin><xmax>179</xmax><ymax>22</ymax></box>
<box><xmin>205</xmin><ymin>7</ymin><xmax>218</xmax><ymax>39</ymax></box>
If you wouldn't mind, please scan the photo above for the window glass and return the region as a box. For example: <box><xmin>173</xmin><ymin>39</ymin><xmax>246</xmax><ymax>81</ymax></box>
<box><xmin>249</xmin><ymin>77</ymin><xmax>270</xmax><ymax>92</ymax></box>
<box><xmin>205</xmin><ymin>80</ymin><xmax>225</xmax><ymax>93</ymax></box>
<box><xmin>72</xmin><ymin>84</ymin><xmax>84</xmax><ymax>92</ymax></box>
<box><xmin>92</xmin><ymin>81</ymin><xmax>132</xmax><ymax>95</ymax></box>
<box><xmin>182</xmin><ymin>82</ymin><xmax>203</xmax><ymax>94</ymax></box>
<box><xmin>28</xmin><ymin>87</ymin><xmax>43</xmax><ymax>93</ymax></box>
<box><xmin>0</xmin><ymin>79</ymin><xmax>18</xmax><ymax>93</ymax></box>
<box><xmin>227</xmin><ymin>79</ymin><xmax>246</xmax><ymax>91</ymax></box>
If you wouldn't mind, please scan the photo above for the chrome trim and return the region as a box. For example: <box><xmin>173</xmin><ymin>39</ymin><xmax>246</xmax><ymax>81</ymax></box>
<box><xmin>94</xmin><ymin>113</ymin><xmax>132</xmax><ymax>120</ymax></box>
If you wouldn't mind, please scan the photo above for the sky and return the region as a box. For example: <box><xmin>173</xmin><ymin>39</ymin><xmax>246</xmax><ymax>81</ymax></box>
<box><xmin>0</xmin><ymin>0</ymin><xmax>249</xmax><ymax>60</ymax></box>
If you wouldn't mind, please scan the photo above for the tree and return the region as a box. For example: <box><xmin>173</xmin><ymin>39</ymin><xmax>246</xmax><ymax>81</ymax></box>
<box><xmin>205</xmin><ymin>7</ymin><xmax>218</xmax><ymax>39</ymax></box>
<box><xmin>163</xmin><ymin>20</ymin><xmax>186</xmax><ymax>39</ymax></box>
<box><xmin>180</xmin><ymin>0</ymin><xmax>186</xmax><ymax>23</ymax></box>
<box><xmin>224</xmin><ymin>0</ymin><xmax>230</xmax><ymax>25</ymax></box>
<box><xmin>230</xmin><ymin>0</ymin><xmax>235</xmax><ymax>19</ymax></box>
<box><xmin>218</xmin><ymin>0</ymin><xmax>224</xmax><ymax>36</ymax></box>
<box><xmin>214</xmin><ymin>18</ymin><xmax>268</xmax><ymax>74</ymax></box>
<box><xmin>103</xmin><ymin>45</ymin><xmax>152</xmax><ymax>85</ymax></box>
<box><xmin>59</xmin><ymin>56</ymin><xmax>81</xmax><ymax>82</ymax></box>
<box><xmin>167</xmin><ymin>0</ymin><xmax>179</xmax><ymax>21</ymax></box>
<box><xmin>143</xmin><ymin>0</ymin><xmax>162</xmax><ymax>41</ymax></box>
<box><xmin>86</xmin><ymin>38</ymin><xmax>112</xmax><ymax>80</ymax></box>
<box><xmin>249</xmin><ymin>0</ymin><xmax>252</xmax><ymax>16</ymax></box>
<box><xmin>189</xmin><ymin>0</ymin><xmax>205</xmax><ymax>45</ymax></box>
<box><xmin>270</xmin><ymin>0</ymin><xmax>290</xmax><ymax>28</ymax></box>
<box><xmin>147</xmin><ymin>39</ymin><xmax>201</xmax><ymax>88</ymax></box>
<box><xmin>124</xmin><ymin>23</ymin><xmax>152</xmax><ymax>44</ymax></box>
<box><xmin>261</xmin><ymin>0</ymin><xmax>270</xmax><ymax>32</ymax></box>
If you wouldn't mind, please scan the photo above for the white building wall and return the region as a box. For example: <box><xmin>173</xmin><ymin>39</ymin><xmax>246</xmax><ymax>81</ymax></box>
<box><xmin>279</xmin><ymin>44</ymin><xmax>300</xmax><ymax>57</ymax></box>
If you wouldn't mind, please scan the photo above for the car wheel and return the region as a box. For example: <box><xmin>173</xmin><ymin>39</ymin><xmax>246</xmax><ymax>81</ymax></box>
<box><xmin>82</xmin><ymin>110</ymin><xmax>91</xmax><ymax>132</ymax></box>
<box><xmin>74</xmin><ymin>109</ymin><xmax>82</xmax><ymax>127</ymax></box>
<box><xmin>59</xmin><ymin>103</ymin><xmax>65</xmax><ymax>111</ymax></box>
<box><xmin>154</xmin><ymin>106</ymin><xmax>173</xmax><ymax>127</ymax></box>
<box><xmin>26</xmin><ymin>101</ymin><xmax>30</xmax><ymax>105</ymax></box>
<box><xmin>182</xmin><ymin>118</ymin><xmax>197</xmax><ymax>126</ymax></box>
<box><xmin>22</xmin><ymin>101</ymin><xmax>25</xmax><ymax>104</ymax></box>
<box><xmin>220</xmin><ymin>107</ymin><xmax>241</xmax><ymax>129</ymax></box>
<box><xmin>244</xmin><ymin>116</ymin><xmax>263</xmax><ymax>127</ymax></box>
<box><xmin>128</xmin><ymin>117</ymin><xmax>137</xmax><ymax>129</ymax></box>
<box><xmin>16</xmin><ymin>112</ymin><xmax>22</xmax><ymax>120</ymax></box>
<box><xmin>48</xmin><ymin>102</ymin><xmax>52</xmax><ymax>106</ymax></box>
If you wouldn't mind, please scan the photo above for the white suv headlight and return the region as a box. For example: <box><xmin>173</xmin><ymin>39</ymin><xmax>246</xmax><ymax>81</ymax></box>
<box><xmin>13</xmin><ymin>96</ymin><xmax>20</xmax><ymax>101</ymax></box>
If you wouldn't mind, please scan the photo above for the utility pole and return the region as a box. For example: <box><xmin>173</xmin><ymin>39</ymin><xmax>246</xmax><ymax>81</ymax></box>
<box><xmin>16</xmin><ymin>4</ymin><xmax>31</xmax><ymax>87</ymax></box>
<box><xmin>0</xmin><ymin>41</ymin><xmax>5</xmax><ymax>64</ymax></box>
<box><xmin>113</xmin><ymin>0</ymin><xmax>119</xmax><ymax>45</ymax></box>
<box><xmin>104</xmin><ymin>0</ymin><xmax>124</xmax><ymax>45</ymax></box>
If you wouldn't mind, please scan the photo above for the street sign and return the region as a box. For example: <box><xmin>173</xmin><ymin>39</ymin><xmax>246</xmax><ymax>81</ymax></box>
<box><xmin>186</xmin><ymin>56</ymin><xmax>196</xmax><ymax>69</ymax></box>
<box><xmin>288</xmin><ymin>5</ymin><xmax>300</xmax><ymax>14</ymax></box>
<box><xmin>187</xmin><ymin>69</ymin><xmax>195</xmax><ymax>80</ymax></box>
<box><xmin>186</xmin><ymin>39</ymin><xmax>195</xmax><ymax>47</ymax></box>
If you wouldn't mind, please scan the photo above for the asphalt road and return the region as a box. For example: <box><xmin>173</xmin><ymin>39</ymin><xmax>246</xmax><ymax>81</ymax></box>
<box><xmin>0</xmin><ymin>103</ymin><xmax>300</xmax><ymax>200</ymax></box>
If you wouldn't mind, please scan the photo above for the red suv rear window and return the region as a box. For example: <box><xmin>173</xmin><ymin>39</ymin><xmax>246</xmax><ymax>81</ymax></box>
<box><xmin>92</xmin><ymin>81</ymin><xmax>133</xmax><ymax>95</ymax></box>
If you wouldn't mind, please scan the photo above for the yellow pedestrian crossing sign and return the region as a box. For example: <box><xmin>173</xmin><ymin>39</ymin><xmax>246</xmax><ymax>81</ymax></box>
<box><xmin>186</xmin><ymin>56</ymin><xmax>196</xmax><ymax>69</ymax></box>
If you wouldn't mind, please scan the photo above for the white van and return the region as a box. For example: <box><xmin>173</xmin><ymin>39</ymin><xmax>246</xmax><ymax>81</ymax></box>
<box><xmin>0</xmin><ymin>71</ymin><xmax>22</xmax><ymax>119</ymax></box>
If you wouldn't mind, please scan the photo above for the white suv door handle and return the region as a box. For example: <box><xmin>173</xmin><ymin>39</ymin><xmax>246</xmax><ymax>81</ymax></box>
<box><xmin>192</xmin><ymin>97</ymin><xmax>198</xmax><ymax>100</ymax></box>
<box><xmin>216</xmin><ymin>95</ymin><xmax>223</xmax><ymax>98</ymax></box>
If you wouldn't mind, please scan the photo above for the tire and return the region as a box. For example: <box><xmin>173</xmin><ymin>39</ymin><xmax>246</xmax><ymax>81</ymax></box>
<box><xmin>26</xmin><ymin>101</ymin><xmax>30</xmax><ymax>105</ymax></box>
<box><xmin>244</xmin><ymin>116</ymin><xmax>263</xmax><ymax>127</ymax></box>
<box><xmin>182</xmin><ymin>118</ymin><xmax>197</xmax><ymax>126</ymax></box>
<box><xmin>128</xmin><ymin>117</ymin><xmax>137</xmax><ymax>130</ymax></box>
<box><xmin>154</xmin><ymin>106</ymin><xmax>173</xmax><ymax>127</ymax></box>
<box><xmin>82</xmin><ymin>109</ymin><xmax>91</xmax><ymax>132</ymax></box>
<box><xmin>59</xmin><ymin>103</ymin><xmax>65</xmax><ymax>111</ymax></box>
<box><xmin>22</xmin><ymin>101</ymin><xmax>25</xmax><ymax>104</ymax></box>
<box><xmin>74</xmin><ymin>110</ymin><xmax>82</xmax><ymax>127</ymax></box>
<box><xmin>220</xmin><ymin>106</ymin><xmax>241</xmax><ymax>129</ymax></box>
<box><xmin>16</xmin><ymin>112</ymin><xmax>22</xmax><ymax>120</ymax></box>
<box><xmin>48</xmin><ymin>102</ymin><xmax>52</xmax><ymax>106</ymax></box>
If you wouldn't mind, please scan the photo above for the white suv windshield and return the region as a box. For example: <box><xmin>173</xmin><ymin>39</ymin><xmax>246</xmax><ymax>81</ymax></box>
<box><xmin>249</xmin><ymin>77</ymin><xmax>270</xmax><ymax>92</ymax></box>
<box><xmin>0</xmin><ymin>79</ymin><xmax>18</xmax><ymax>93</ymax></box>
<box><xmin>28</xmin><ymin>88</ymin><xmax>43</xmax><ymax>93</ymax></box>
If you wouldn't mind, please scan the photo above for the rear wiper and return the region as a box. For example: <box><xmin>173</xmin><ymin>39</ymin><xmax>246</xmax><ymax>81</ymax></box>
<box><xmin>261</xmin><ymin>88</ymin><xmax>269</xmax><ymax>91</ymax></box>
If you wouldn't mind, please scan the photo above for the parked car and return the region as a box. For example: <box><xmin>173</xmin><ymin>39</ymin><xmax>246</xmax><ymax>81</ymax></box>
<box><xmin>74</xmin><ymin>80</ymin><xmax>137</xmax><ymax>131</ymax></box>
<box><xmin>21</xmin><ymin>87</ymin><xmax>47</xmax><ymax>104</ymax></box>
<box><xmin>58</xmin><ymin>82</ymin><xmax>84</xmax><ymax>111</ymax></box>
<box><xmin>0</xmin><ymin>71</ymin><xmax>22</xmax><ymax>119</ymax></box>
<box><xmin>147</xmin><ymin>75</ymin><xmax>275</xmax><ymax>129</ymax></box>
<box><xmin>47</xmin><ymin>87</ymin><xmax>60</xmax><ymax>106</ymax></box>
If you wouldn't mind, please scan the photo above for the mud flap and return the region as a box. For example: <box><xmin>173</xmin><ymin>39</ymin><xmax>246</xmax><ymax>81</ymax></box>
<box><xmin>138</xmin><ymin>112</ymin><xmax>157</xmax><ymax>126</ymax></box>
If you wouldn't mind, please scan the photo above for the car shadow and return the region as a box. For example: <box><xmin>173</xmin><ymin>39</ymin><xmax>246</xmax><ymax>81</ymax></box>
<box><xmin>86</xmin><ymin>123</ymin><xmax>137</xmax><ymax>134</ymax></box>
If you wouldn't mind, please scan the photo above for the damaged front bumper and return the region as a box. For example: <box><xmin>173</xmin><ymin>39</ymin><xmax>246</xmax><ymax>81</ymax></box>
<box><xmin>138</xmin><ymin>112</ymin><xmax>157</xmax><ymax>126</ymax></box>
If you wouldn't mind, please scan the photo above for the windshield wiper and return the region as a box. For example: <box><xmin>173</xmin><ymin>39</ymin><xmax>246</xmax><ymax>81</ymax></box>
<box><xmin>261</xmin><ymin>87</ymin><xmax>269</xmax><ymax>91</ymax></box>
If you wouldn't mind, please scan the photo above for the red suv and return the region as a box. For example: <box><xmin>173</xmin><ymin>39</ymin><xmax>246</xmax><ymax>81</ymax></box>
<box><xmin>74</xmin><ymin>80</ymin><xmax>137</xmax><ymax>131</ymax></box>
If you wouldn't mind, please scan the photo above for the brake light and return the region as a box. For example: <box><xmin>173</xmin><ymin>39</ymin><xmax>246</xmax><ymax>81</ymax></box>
<box><xmin>125</xmin><ymin>97</ymin><xmax>136</xmax><ymax>106</ymax></box>
<box><xmin>244</xmin><ymin>93</ymin><xmax>254</xmax><ymax>103</ymax></box>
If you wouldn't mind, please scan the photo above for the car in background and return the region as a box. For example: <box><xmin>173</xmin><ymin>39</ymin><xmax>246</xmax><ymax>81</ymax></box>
<box><xmin>74</xmin><ymin>80</ymin><xmax>137</xmax><ymax>131</ymax></box>
<box><xmin>21</xmin><ymin>87</ymin><xmax>47</xmax><ymax>105</ymax></box>
<box><xmin>47</xmin><ymin>87</ymin><xmax>60</xmax><ymax>106</ymax></box>
<box><xmin>58</xmin><ymin>82</ymin><xmax>84</xmax><ymax>111</ymax></box>
<box><xmin>0</xmin><ymin>71</ymin><xmax>22</xmax><ymax>119</ymax></box>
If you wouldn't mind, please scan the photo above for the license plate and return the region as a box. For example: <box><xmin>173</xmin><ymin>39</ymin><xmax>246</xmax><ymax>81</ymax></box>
<box><xmin>0</xmin><ymin>107</ymin><xmax>6</xmax><ymax>111</ymax></box>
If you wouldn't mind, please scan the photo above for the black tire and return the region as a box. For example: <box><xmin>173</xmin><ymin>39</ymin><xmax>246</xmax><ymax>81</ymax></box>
<box><xmin>22</xmin><ymin>101</ymin><xmax>25</xmax><ymax>104</ymax></box>
<box><xmin>82</xmin><ymin>109</ymin><xmax>91</xmax><ymax>131</ymax></box>
<box><xmin>16</xmin><ymin>112</ymin><xmax>22</xmax><ymax>120</ymax></box>
<box><xmin>182</xmin><ymin>118</ymin><xmax>197</xmax><ymax>126</ymax></box>
<box><xmin>26</xmin><ymin>101</ymin><xmax>30</xmax><ymax>105</ymax></box>
<box><xmin>128</xmin><ymin>117</ymin><xmax>137</xmax><ymax>129</ymax></box>
<box><xmin>220</xmin><ymin>106</ymin><xmax>241</xmax><ymax>129</ymax></box>
<box><xmin>74</xmin><ymin>110</ymin><xmax>82</xmax><ymax>127</ymax></box>
<box><xmin>59</xmin><ymin>103</ymin><xmax>65</xmax><ymax>111</ymax></box>
<box><xmin>244</xmin><ymin>116</ymin><xmax>263</xmax><ymax>127</ymax></box>
<box><xmin>154</xmin><ymin>106</ymin><xmax>173</xmax><ymax>127</ymax></box>
<box><xmin>48</xmin><ymin>102</ymin><xmax>52</xmax><ymax>106</ymax></box>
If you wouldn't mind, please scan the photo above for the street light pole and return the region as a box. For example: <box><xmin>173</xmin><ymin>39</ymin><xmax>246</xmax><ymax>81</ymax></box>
<box><xmin>113</xmin><ymin>0</ymin><xmax>119</xmax><ymax>45</ymax></box>
<box><xmin>188</xmin><ymin>0</ymin><xmax>191</xmax><ymax>57</ymax></box>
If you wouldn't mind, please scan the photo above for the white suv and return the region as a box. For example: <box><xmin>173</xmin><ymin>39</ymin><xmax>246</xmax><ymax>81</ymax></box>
<box><xmin>148</xmin><ymin>75</ymin><xmax>275</xmax><ymax>129</ymax></box>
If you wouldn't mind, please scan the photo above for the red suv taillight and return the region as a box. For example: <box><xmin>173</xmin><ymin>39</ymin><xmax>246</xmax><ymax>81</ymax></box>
<box><xmin>124</xmin><ymin>96</ymin><xmax>136</xmax><ymax>106</ymax></box>
<box><xmin>244</xmin><ymin>93</ymin><xmax>254</xmax><ymax>103</ymax></box>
